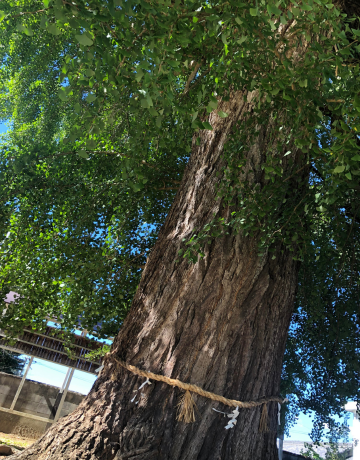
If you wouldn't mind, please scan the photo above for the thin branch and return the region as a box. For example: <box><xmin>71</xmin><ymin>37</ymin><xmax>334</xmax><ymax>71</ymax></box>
<box><xmin>283</xmin><ymin>164</ymin><xmax>308</xmax><ymax>183</ymax></box>
<box><xmin>156</xmin><ymin>186</ymin><xmax>179</xmax><ymax>191</ymax></box>
<box><xmin>5</xmin><ymin>7</ymin><xmax>52</xmax><ymax>20</ymax></box>
<box><xmin>310</xmin><ymin>165</ymin><xmax>324</xmax><ymax>181</ymax></box>
<box><xmin>183</xmin><ymin>62</ymin><xmax>202</xmax><ymax>95</ymax></box>
<box><xmin>343</xmin><ymin>204</ymin><xmax>360</xmax><ymax>226</ymax></box>
<box><xmin>116</xmin><ymin>28</ymin><xmax>148</xmax><ymax>76</ymax></box>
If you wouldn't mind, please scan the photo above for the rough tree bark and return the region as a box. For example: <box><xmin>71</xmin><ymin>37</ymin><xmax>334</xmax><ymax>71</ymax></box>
<box><xmin>11</xmin><ymin>87</ymin><xmax>309</xmax><ymax>460</ymax></box>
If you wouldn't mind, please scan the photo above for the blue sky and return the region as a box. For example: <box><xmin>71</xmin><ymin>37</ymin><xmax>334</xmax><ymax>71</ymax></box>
<box><xmin>0</xmin><ymin>122</ymin><xmax>8</xmax><ymax>134</ymax></box>
<box><xmin>21</xmin><ymin>356</ymin><xmax>97</xmax><ymax>395</ymax></box>
<box><xmin>286</xmin><ymin>411</ymin><xmax>353</xmax><ymax>443</ymax></box>
<box><xmin>16</xmin><ymin>321</ymin><xmax>105</xmax><ymax>394</ymax></box>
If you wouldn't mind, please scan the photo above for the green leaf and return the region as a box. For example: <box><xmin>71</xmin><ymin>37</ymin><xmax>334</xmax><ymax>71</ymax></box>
<box><xmin>221</xmin><ymin>33</ymin><xmax>228</xmax><ymax>45</ymax></box>
<box><xmin>135</xmin><ymin>69</ymin><xmax>144</xmax><ymax>82</ymax></box>
<box><xmin>58</xmin><ymin>89</ymin><xmax>68</xmax><ymax>101</ymax></box>
<box><xmin>301</xmin><ymin>3</ymin><xmax>313</xmax><ymax>11</ymax></box>
<box><xmin>86</xmin><ymin>94</ymin><xmax>96</xmax><ymax>103</ymax></box>
<box><xmin>218</xmin><ymin>111</ymin><xmax>228</xmax><ymax>118</ymax></box>
<box><xmin>202</xmin><ymin>121</ymin><xmax>213</xmax><ymax>130</ymax></box>
<box><xmin>149</xmin><ymin>107</ymin><xmax>158</xmax><ymax>117</ymax></box>
<box><xmin>333</xmin><ymin>165</ymin><xmax>345</xmax><ymax>173</ymax></box>
<box><xmin>208</xmin><ymin>99</ymin><xmax>218</xmax><ymax>110</ymax></box>
<box><xmin>130</xmin><ymin>182</ymin><xmax>142</xmax><ymax>192</ymax></box>
<box><xmin>156</xmin><ymin>116</ymin><xmax>162</xmax><ymax>128</ymax></box>
<box><xmin>141</xmin><ymin>99</ymin><xmax>149</xmax><ymax>109</ymax></box>
<box><xmin>345</xmin><ymin>172</ymin><xmax>352</xmax><ymax>180</ymax></box>
<box><xmin>47</xmin><ymin>24</ymin><xmax>62</xmax><ymax>35</ymax></box>
<box><xmin>267</xmin><ymin>5</ymin><xmax>282</xmax><ymax>16</ymax></box>
<box><xmin>78</xmin><ymin>150</ymin><xmax>89</xmax><ymax>159</ymax></box>
<box><xmin>85</xmin><ymin>69</ymin><xmax>95</xmax><ymax>77</ymax></box>
<box><xmin>86</xmin><ymin>139</ymin><xmax>96</xmax><ymax>149</ymax></box>
<box><xmin>54</xmin><ymin>9</ymin><xmax>67</xmax><ymax>21</ymax></box>
<box><xmin>69</xmin><ymin>18</ymin><xmax>79</xmax><ymax>29</ymax></box>
<box><xmin>354</xmin><ymin>95</ymin><xmax>360</xmax><ymax>108</ymax></box>
<box><xmin>237</xmin><ymin>36</ymin><xmax>247</xmax><ymax>45</ymax></box>
<box><xmin>193</xmin><ymin>16</ymin><xmax>199</xmax><ymax>23</ymax></box>
<box><xmin>16</xmin><ymin>23</ymin><xmax>26</xmax><ymax>33</ymax></box>
<box><xmin>283</xmin><ymin>91</ymin><xmax>291</xmax><ymax>101</ymax></box>
<box><xmin>271</xmin><ymin>88</ymin><xmax>280</xmax><ymax>96</ymax></box>
<box><xmin>0</xmin><ymin>11</ymin><xmax>6</xmax><ymax>22</ymax></box>
<box><xmin>24</xmin><ymin>27</ymin><xmax>34</xmax><ymax>36</ymax></box>
<box><xmin>40</xmin><ymin>16</ymin><xmax>47</xmax><ymax>29</ymax></box>
<box><xmin>250</xmin><ymin>8</ymin><xmax>258</xmax><ymax>16</ymax></box>
<box><xmin>269</xmin><ymin>20</ymin><xmax>276</xmax><ymax>31</ymax></box>
<box><xmin>192</xmin><ymin>119</ymin><xmax>202</xmax><ymax>129</ymax></box>
<box><xmin>146</xmin><ymin>94</ymin><xmax>153</xmax><ymax>107</ymax></box>
<box><xmin>192</xmin><ymin>111</ymin><xmax>198</xmax><ymax>122</ymax></box>
<box><xmin>264</xmin><ymin>165</ymin><xmax>274</xmax><ymax>173</ymax></box>
<box><xmin>75</xmin><ymin>34</ymin><xmax>94</xmax><ymax>46</ymax></box>
<box><xmin>351</xmin><ymin>154</ymin><xmax>360</xmax><ymax>161</ymax></box>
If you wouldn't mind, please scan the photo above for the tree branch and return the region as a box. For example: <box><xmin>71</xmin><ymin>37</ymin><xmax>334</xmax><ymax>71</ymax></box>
<box><xmin>183</xmin><ymin>62</ymin><xmax>202</xmax><ymax>95</ymax></box>
<box><xmin>5</xmin><ymin>7</ymin><xmax>52</xmax><ymax>20</ymax></box>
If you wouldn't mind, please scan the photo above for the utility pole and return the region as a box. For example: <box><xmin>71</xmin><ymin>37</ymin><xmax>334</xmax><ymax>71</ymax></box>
<box><xmin>345</xmin><ymin>402</ymin><xmax>360</xmax><ymax>460</ymax></box>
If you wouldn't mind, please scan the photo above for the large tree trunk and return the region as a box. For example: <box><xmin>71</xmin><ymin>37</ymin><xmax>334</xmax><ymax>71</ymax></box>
<box><xmin>11</xmin><ymin>89</ymin><xmax>308</xmax><ymax>459</ymax></box>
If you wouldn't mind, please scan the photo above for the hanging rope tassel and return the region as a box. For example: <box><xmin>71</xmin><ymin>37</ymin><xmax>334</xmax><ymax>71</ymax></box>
<box><xmin>177</xmin><ymin>390</ymin><xmax>197</xmax><ymax>423</ymax></box>
<box><xmin>259</xmin><ymin>403</ymin><xmax>270</xmax><ymax>432</ymax></box>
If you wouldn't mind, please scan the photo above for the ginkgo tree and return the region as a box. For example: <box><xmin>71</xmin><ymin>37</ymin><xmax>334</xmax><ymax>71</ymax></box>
<box><xmin>0</xmin><ymin>0</ymin><xmax>360</xmax><ymax>458</ymax></box>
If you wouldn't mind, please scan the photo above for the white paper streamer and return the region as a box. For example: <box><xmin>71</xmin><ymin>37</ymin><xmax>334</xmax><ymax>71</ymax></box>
<box><xmin>212</xmin><ymin>408</ymin><xmax>228</xmax><ymax>416</ymax></box>
<box><xmin>212</xmin><ymin>406</ymin><xmax>240</xmax><ymax>429</ymax></box>
<box><xmin>131</xmin><ymin>378</ymin><xmax>152</xmax><ymax>405</ymax></box>
<box><xmin>137</xmin><ymin>378</ymin><xmax>151</xmax><ymax>391</ymax></box>
<box><xmin>278</xmin><ymin>403</ymin><xmax>281</xmax><ymax>425</ymax></box>
<box><xmin>225</xmin><ymin>407</ymin><xmax>239</xmax><ymax>429</ymax></box>
<box><xmin>278</xmin><ymin>398</ymin><xmax>289</xmax><ymax>425</ymax></box>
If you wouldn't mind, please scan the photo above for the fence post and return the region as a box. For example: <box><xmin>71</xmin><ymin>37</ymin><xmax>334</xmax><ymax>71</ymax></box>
<box><xmin>10</xmin><ymin>356</ymin><xmax>33</xmax><ymax>411</ymax></box>
<box><xmin>53</xmin><ymin>368</ymin><xmax>75</xmax><ymax>422</ymax></box>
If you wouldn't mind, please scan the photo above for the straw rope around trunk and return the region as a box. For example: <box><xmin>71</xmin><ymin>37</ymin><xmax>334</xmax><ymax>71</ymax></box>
<box><xmin>104</xmin><ymin>353</ymin><xmax>286</xmax><ymax>430</ymax></box>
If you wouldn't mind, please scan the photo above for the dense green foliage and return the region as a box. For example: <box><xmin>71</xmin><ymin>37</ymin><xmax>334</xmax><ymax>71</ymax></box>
<box><xmin>282</xmin><ymin>212</ymin><xmax>360</xmax><ymax>439</ymax></box>
<box><xmin>0</xmin><ymin>0</ymin><xmax>359</xmax><ymax>442</ymax></box>
<box><xmin>0</xmin><ymin>349</ymin><xmax>26</xmax><ymax>375</ymax></box>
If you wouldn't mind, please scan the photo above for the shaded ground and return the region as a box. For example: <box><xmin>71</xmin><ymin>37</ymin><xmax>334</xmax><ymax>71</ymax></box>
<box><xmin>0</xmin><ymin>432</ymin><xmax>34</xmax><ymax>457</ymax></box>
